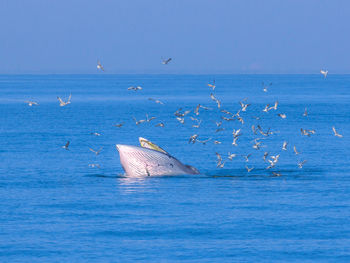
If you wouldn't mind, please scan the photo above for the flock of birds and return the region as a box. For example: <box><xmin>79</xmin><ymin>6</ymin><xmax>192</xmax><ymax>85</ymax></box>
<box><xmin>24</xmin><ymin>60</ymin><xmax>342</xmax><ymax>176</ymax></box>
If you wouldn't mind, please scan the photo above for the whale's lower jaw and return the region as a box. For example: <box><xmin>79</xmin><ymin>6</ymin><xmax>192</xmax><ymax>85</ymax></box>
<box><xmin>116</xmin><ymin>144</ymin><xmax>199</xmax><ymax>177</ymax></box>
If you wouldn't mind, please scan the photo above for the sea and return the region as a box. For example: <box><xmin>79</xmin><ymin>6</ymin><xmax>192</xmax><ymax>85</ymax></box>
<box><xmin>0</xmin><ymin>74</ymin><xmax>349</xmax><ymax>262</ymax></box>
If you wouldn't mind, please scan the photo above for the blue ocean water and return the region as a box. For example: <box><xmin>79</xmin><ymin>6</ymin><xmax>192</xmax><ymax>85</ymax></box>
<box><xmin>0</xmin><ymin>74</ymin><xmax>350</xmax><ymax>262</ymax></box>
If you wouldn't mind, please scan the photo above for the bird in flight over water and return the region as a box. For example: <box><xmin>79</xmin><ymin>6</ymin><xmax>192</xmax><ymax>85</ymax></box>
<box><xmin>57</xmin><ymin>94</ymin><xmax>71</xmax><ymax>107</ymax></box>
<box><xmin>62</xmin><ymin>141</ymin><xmax>70</xmax><ymax>150</ymax></box>
<box><xmin>320</xmin><ymin>69</ymin><xmax>328</xmax><ymax>78</ymax></box>
<box><xmin>161</xmin><ymin>57</ymin><xmax>172</xmax><ymax>65</ymax></box>
<box><xmin>25</xmin><ymin>100</ymin><xmax>39</xmax><ymax>106</ymax></box>
<box><xmin>97</xmin><ymin>60</ymin><xmax>105</xmax><ymax>71</ymax></box>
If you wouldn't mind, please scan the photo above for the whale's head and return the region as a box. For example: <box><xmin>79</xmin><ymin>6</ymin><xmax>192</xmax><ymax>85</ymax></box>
<box><xmin>116</xmin><ymin>144</ymin><xmax>199</xmax><ymax>177</ymax></box>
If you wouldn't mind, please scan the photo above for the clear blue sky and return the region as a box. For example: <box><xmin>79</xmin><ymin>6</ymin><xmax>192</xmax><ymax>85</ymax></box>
<box><xmin>0</xmin><ymin>0</ymin><xmax>349</xmax><ymax>74</ymax></box>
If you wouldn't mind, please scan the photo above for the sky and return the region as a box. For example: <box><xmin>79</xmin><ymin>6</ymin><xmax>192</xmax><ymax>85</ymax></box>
<box><xmin>0</xmin><ymin>0</ymin><xmax>349</xmax><ymax>74</ymax></box>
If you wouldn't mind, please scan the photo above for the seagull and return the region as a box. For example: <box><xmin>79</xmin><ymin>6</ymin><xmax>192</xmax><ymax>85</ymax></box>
<box><xmin>25</xmin><ymin>100</ymin><xmax>39</xmax><ymax>106</ymax></box>
<box><xmin>252</xmin><ymin>140</ymin><xmax>262</xmax><ymax>150</ymax></box>
<box><xmin>228</xmin><ymin>152</ymin><xmax>236</xmax><ymax>160</ymax></box>
<box><xmin>303</xmin><ymin>108</ymin><xmax>308</xmax><ymax>117</ymax></box>
<box><xmin>133</xmin><ymin>117</ymin><xmax>146</xmax><ymax>125</ymax></box>
<box><xmin>221</xmin><ymin>109</ymin><xmax>233</xmax><ymax>115</ymax></box>
<box><xmin>232</xmin><ymin>137</ymin><xmax>239</xmax><ymax>146</ymax></box>
<box><xmin>216</xmin><ymin>152</ymin><xmax>223</xmax><ymax>167</ymax></box>
<box><xmin>268</xmin><ymin>101</ymin><xmax>278</xmax><ymax>111</ymax></box>
<box><xmin>214</xmin><ymin>140</ymin><xmax>222</xmax><ymax>144</ymax></box>
<box><xmin>215</xmin><ymin>121</ymin><xmax>223</xmax><ymax>127</ymax></box>
<box><xmin>215</xmin><ymin>127</ymin><xmax>225</xmax><ymax>133</ymax></box>
<box><xmin>208</xmin><ymin>80</ymin><xmax>216</xmax><ymax>90</ymax></box>
<box><xmin>62</xmin><ymin>141</ymin><xmax>70</xmax><ymax>150</ymax></box>
<box><xmin>128</xmin><ymin>86</ymin><xmax>142</xmax><ymax>91</ymax></box>
<box><xmin>258</xmin><ymin>126</ymin><xmax>273</xmax><ymax>137</ymax></box>
<box><xmin>332</xmin><ymin>126</ymin><xmax>343</xmax><ymax>138</ymax></box>
<box><xmin>301</xmin><ymin>128</ymin><xmax>315</xmax><ymax>137</ymax></box>
<box><xmin>114</xmin><ymin>123</ymin><xmax>124</xmax><ymax>127</ymax></box>
<box><xmin>232</xmin><ymin>129</ymin><xmax>241</xmax><ymax>138</ymax></box>
<box><xmin>271</xmin><ymin>154</ymin><xmax>280</xmax><ymax>163</ymax></box>
<box><xmin>298</xmin><ymin>160</ymin><xmax>307</xmax><ymax>168</ymax></box>
<box><xmin>189</xmin><ymin>134</ymin><xmax>198</xmax><ymax>144</ymax></box>
<box><xmin>320</xmin><ymin>69</ymin><xmax>328</xmax><ymax>78</ymax></box>
<box><xmin>155</xmin><ymin>122</ymin><xmax>164</xmax><ymax>127</ymax></box>
<box><xmin>210</xmin><ymin>93</ymin><xmax>221</xmax><ymax>108</ymax></box>
<box><xmin>192</xmin><ymin>120</ymin><xmax>202</xmax><ymax>128</ymax></box>
<box><xmin>148</xmin><ymin>98</ymin><xmax>164</xmax><ymax>105</ymax></box>
<box><xmin>237</xmin><ymin>116</ymin><xmax>244</xmax><ymax>124</ymax></box>
<box><xmin>244</xmin><ymin>154</ymin><xmax>251</xmax><ymax>162</ymax></box>
<box><xmin>89</xmin><ymin>147</ymin><xmax>103</xmax><ymax>155</ymax></box>
<box><xmin>246</xmin><ymin>166</ymin><xmax>254</xmax><ymax>172</ymax></box>
<box><xmin>197</xmin><ymin>138</ymin><xmax>212</xmax><ymax>145</ymax></box>
<box><xmin>293</xmin><ymin>146</ymin><xmax>300</xmax><ymax>155</ymax></box>
<box><xmin>97</xmin><ymin>60</ymin><xmax>105</xmax><ymax>71</ymax></box>
<box><xmin>90</xmin><ymin>132</ymin><xmax>101</xmax><ymax>136</ymax></box>
<box><xmin>161</xmin><ymin>57</ymin><xmax>172</xmax><ymax>65</ymax></box>
<box><xmin>174</xmin><ymin>108</ymin><xmax>191</xmax><ymax>117</ymax></box>
<box><xmin>263</xmin><ymin>104</ymin><xmax>270</xmax><ymax>112</ymax></box>
<box><xmin>277</xmin><ymin>113</ymin><xmax>287</xmax><ymax>119</ymax></box>
<box><xmin>262</xmin><ymin>82</ymin><xmax>272</xmax><ymax>92</ymax></box>
<box><xmin>89</xmin><ymin>164</ymin><xmax>101</xmax><ymax>168</ymax></box>
<box><xmin>194</xmin><ymin>104</ymin><xmax>200</xmax><ymax>115</ymax></box>
<box><xmin>145</xmin><ymin>114</ymin><xmax>156</xmax><ymax>122</ymax></box>
<box><xmin>57</xmin><ymin>94</ymin><xmax>71</xmax><ymax>107</ymax></box>
<box><xmin>176</xmin><ymin>117</ymin><xmax>185</xmax><ymax>124</ymax></box>
<box><xmin>221</xmin><ymin>116</ymin><xmax>235</xmax><ymax>121</ymax></box>
<box><xmin>239</xmin><ymin>101</ymin><xmax>250</xmax><ymax>112</ymax></box>
<box><xmin>272</xmin><ymin>172</ymin><xmax>282</xmax><ymax>177</ymax></box>
<box><xmin>263</xmin><ymin>152</ymin><xmax>269</xmax><ymax>162</ymax></box>
<box><xmin>282</xmin><ymin>141</ymin><xmax>288</xmax><ymax>150</ymax></box>
<box><xmin>252</xmin><ymin>125</ymin><xmax>257</xmax><ymax>135</ymax></box>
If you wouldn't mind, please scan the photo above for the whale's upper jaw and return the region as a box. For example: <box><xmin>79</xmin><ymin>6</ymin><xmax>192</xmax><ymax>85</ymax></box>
<box><xmin>116</xmin><ymin>144</ymin><xmax>199</xmax><ymax>177</ymax></box>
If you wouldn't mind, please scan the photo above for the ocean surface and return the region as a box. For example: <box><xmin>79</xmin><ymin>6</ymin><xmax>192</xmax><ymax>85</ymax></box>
<box><xmin>0</xmin><ymin>74</ymin><xmax>350</xmax><ymax>262</ymax></box>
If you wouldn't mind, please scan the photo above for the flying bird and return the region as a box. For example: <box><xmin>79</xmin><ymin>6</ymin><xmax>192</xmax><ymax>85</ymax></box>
<box><xmin>176</xmin><ymin>117</ymin><xmax>185</xmax><ymax>124</ymax></box>
<box><xmin>89</xmin><ymin>147</ymin><xmax>103</xmax><ymax>155</ymax></box>
<box><xmin>303</xmin><ymin>108</ymin><xmax>308</xmax><ymax>117</ymax></box>
<box><xmin>90</xmin><ymin>132</ymin><xmax>101</xmax><ymax>136</ymax></box>
<box><xmin>57</xmin><ymin>94</ymin><xmax>71</xmax><ymax>107</ymax></box>
<box><xmin>277</xmin><ymin>113</ymin><xmax>287</xmax><ymax>119</ymax></box>
<box><xmin>246</xmin><ymin>166</ymin><xmax>254</xmax><ymax>172</ymax></box>
<box><xmin>320</xmin><ymin>69</ymin><xmax>328</xmax><ymax>78</ymax></box>
<box><xmin>25</xmin><ymin>100</ymin><xmax>39</xmax><ymax>106</ymax></box>
<box><xmin>128</xmin><ymin>86</ymin><xmax>142</xmax><ymax>91</ymax></box>
<box><xmin>298</xmin><ymin>160</ymin><xmax>307</xmax><ymax>168</ymax></box>
<box><xmin>161</xmin><ymin>57</ymin><xmax>172</xmax><ymax>65</ymax></box>
<box><xmin>197</xmin><ymin>138</ymin><xmax>212</xmax><ymax>145</ymax></box>
<box><xmin>228</xmin><ymin>152</ymin><xmax>236</xmax><ymax>160</ymax></box>
<box><xmin>89</xmin><ymin>164</ymin><xmax>101</xmax><ymax>168</ymax></box>
<box><xmin>262</xmin><ymin>82</ymin><xmax>272</xmax><ymax>92</ymax></box>
<box><xmin>155</xmin><ymin>122</ymin><xmax>164</xmax><ymax>127</ymax></box>
<box><xmin>133</xmin><ymin>117</ymin><xmax>146</xmax><ymax>125</ymax></box>
<box><xmin>293</xmin><ymin>146</ymin><xmax>300</xmax><ymax>155</ymax></box>
<box><xmin>332</xmin><ymin>126</ymin><xmax>343</xmax><ymax>138</ymax></box>
<box><xmin>62</xmin><ymin>141</ymin><xmax>70</xmax><ymax>150</ymax></box>
<box><xmin>208</xmin><ymin>80</ymin><xmax>216</xmax><ymax>90</ymax></box>
<box><xmin>189</xmin><ymin>134</ymin><xmax>198</xmax><ymax>144</ymax></box>
<box><xmin>210</xmin><ymin>93</ymin><xmax>221</xmax><ymax>108</ymax></box>
<box><xmin>282</xmin><ymin>141</ymin><xmax>288</xmax><ymax>151</ymax></box>
<box><xmin>97</xmin><ymin>60</ymin><xmax>105</xmax><ymax>71</ymax></box>
<box><xmin>239</xmin><ymin>101</ymin><xmax>250</xmax><ymax>112</ymax></box>
<box><xmin>148</xmin><ymin>98</ymin><xmax>164</xmax><ymax>105</ymax></box>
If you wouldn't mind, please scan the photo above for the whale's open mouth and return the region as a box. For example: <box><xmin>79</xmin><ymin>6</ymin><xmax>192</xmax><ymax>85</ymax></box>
<box><xmin>116</xmin><ymin>142</ymin><xmax>199</xmax><ymax>177</ymax></box>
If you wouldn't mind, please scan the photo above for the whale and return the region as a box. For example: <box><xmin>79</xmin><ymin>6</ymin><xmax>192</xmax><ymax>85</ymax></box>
<box><xmin>116</xmin><ymin>144</ymin><xmax>200</xmax><ymax>177</ymax></box>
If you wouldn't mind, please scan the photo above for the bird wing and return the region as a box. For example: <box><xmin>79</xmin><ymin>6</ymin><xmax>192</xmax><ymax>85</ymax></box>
<box><xmin>57</xmin><ymin>97</ymin><xmax>64</xmax><ymax>104</ymax></box>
